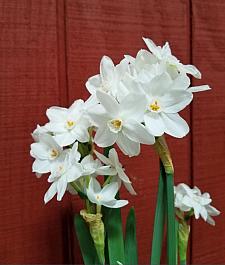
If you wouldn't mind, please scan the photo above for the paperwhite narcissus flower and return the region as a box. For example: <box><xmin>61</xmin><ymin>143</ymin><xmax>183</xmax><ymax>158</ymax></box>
<box><xmin>85</xmin><ymin>56</ymin><xmax>128</xmax><ymax>98</ymax></box>
<box><xmin>142</xmin><ymin>37</ymin><xmax>202</xmax><ymax>79</ymax></box>
<box><xmin>45</xmin><ymin>99</ymin><xmax>90</xmax><ymax>147</ymax></box>
<box><xmin>89</xmin><ymin>91</ymin><xmax>155</xmax><ymax>156</ymax></box>
<box><xmin>94</xmin><ymin>148</ymin><xmax>136</xmax><ymax>195</ymax></box>
<box><xmin>44</xmin><ymin>142</ymin><xmax>83</xmax><ymax>203</ymax></box>
<box><xmin>80</xmin><ymin>154</ymin><xmax>116</xmax><ymax>177</ymax></box>
<box><xmin>174</xmin><ymin>183</ymin><xmax>220</xmax><ymax>226</ymax></box>
<box><xmin>141</xmin><ymin>73</ymin><xmax>193</xmax><ymax>138</ymax></box>
<box><xmin>87</xmin><ymin>177</ymin><xmax>128</xmax><ymax>208</ymax></box>
<box><xmin>30</xmin><ymin>134</ymin><xmax>63</xmax><ymax>175</ymax></box>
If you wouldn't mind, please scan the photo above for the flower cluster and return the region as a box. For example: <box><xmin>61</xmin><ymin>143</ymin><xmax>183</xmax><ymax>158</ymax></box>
<box><xmin>30</xmin><ymin>37</ymin><xmax>210</xmax><ymax>208</ymax></box>
<box><xmin>175</xmin><ymin>183</ymin><xmax>220</xmax><ymax>225</ymax></box>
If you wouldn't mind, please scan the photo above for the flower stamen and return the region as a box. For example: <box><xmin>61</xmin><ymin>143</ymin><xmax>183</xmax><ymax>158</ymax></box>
<box><xmin>150</xmin><ymin>100</ymin><xmax>160</xmax><ymax>112</ymax></box>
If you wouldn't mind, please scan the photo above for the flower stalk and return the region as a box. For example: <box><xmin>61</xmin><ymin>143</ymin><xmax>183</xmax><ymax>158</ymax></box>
<box><xmin>80</xmin><ymin>209</ymin><xmax>105</xmax><ymax>265</ymax></box>
<box><xmin>153</xmin><ymin>136</ymin><xmax>174</xmax><ymax>174</ymax></box>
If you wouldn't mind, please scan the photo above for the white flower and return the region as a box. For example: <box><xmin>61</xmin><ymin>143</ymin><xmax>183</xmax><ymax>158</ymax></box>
<box><xmin>124</xmin><ymin>49</ymin><xmax>164</xmax><ymax>84</ymax></box>
<box><xmin>141</xmin><ymin>73</ymin><xmax>193</xmax><ymax>138</ymax></box>
<box><xmin>143</xmin><ymin>37</ymin><xmax>201</xmax><ymax>79</ymax></box>
<box><xmin>86</xmin><ymin>177</ymin><xmax>128</xmax><ymax>208</ymax></box>
<box><xmin>94</xmin><ymin>148</ymin><xmax>136</xmax><ymax>195</ymax></box>
<box><xmin>30</xmin><ymin>134</ymin><xmax>63</xmax><ymax>175</ymax></box>
<box><xmin>174</xmin><ymin>183</ymin><xmax>220</xmax><ymax>226</ymax></box>
<box><xmin>44</xmin><ymin>142</ymin><xmax>83</xmax><ymax>203</ymax></box>
<box><xmin>80</xmin><ymin>154</ymin><xmax>116</xmax><ymax>176</ymax></box>
<box><xmin>86</xmin><ymin>56</ymin><xmax>128</xmax><ymax>98</ymax></box>
<box><xmin>89</xmin><ymin>91</ymin><xmax>155</xmax><ymax>156</ymax></box>
<box><xmin>45</xmin><ymin>99</ymin><xmax>90</xmax><ymax>147</ymax></box>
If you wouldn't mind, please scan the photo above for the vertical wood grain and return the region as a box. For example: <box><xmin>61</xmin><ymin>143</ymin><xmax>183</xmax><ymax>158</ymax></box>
<box><xmin>0</xmin><ymin>0</ymin><xmax>70</xmax><ymax>263</ymax></box>
<box><xmin>65</xmin><ymin>0</ymin><xmax>191</xmax><ymax>263</ymax></box>
<box><xmin>191</xmin><ymin>1</ymin><xmax>225</xmax><ymax>264</ymax></box>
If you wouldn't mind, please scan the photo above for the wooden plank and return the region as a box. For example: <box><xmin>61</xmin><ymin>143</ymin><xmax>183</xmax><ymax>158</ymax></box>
<box><xmin>0</xmin><ymin>0</ymin><xmax>71</xmax><ymax>263</ymax></box>
<box><xmin>191</xmin><ymin>1</ymin><xmax>225</xmax><ymax>263</ymax></box>
<box><xmin>65</xmin><ymin>0</ymin><xmax>191</xmax><ymax>263</ymax></box>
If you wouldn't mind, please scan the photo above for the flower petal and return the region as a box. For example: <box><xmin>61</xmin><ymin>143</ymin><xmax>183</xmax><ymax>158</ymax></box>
<box><xmin>102</xmin><ymin>199</ymin><xmax>128</xmax><ymax>208</ymax></box>
<box><xmin>96</xmin><ymin>91</ymin><xmax>119</xmax><ymax>117</ymax></box>
<box><xmin>101</xmin><ymin>182</ymin><xmax>119</xmax><ymax>200</ymax></box>
<box><xmin>162</xmin><ymin>90</ymin><xmax>193</xmax><ymax>113</ymax></box>
<box><xmin>188</xmin><ymin>85</ymin><xmax>211</xmax><ymax>93</ymax></box>
<box><xmin>32</xmin><ymin>159</ymin><xmax>51</xmax><ymax>173</ymax></box>
<box><xmin>94</xmin><ymin>150</ymin><xmax>112</xmax><ymax>166</ymax></box>
<box><xmin>161</xmin><ymin>113</ymin><xmax>189</xmax><ymax>138</ymax></box>
<box><xmin>100</xmin><ymin>56</ymin><xmax>115</xmax><ymax>82</ymax></box>
<box><xmin>119</xmin><ymin>93</ymin><xmax>147</xmax><ymax>122</ymax></box>
<box><xmin>46</xmin><ymin>107</ymin><xmax>68</xmax><ymax>122</ymax></box>
<box><xmin>116</xmin><ymin>132</ymin><xmax>140</xmax><ymax>157</ymax></box>
<box><xmin>123</xmin><ymin>119</ymin><xmax>155</xmax><ymax>144</ymax></box>
<box><xmin>54</xmin><ymin>132</ymin><xmax>76</xmax><ymax>147</ymax></box>
<box><xmin>182</xmin><ymin>64</ymin><xmax>201</xmax><ymax>79</ymax></box>
<box><xmin>44</xmin><ymin>182</ymin><xmax>57</xmax><ymax>204</ymax></box>
<box><xmin>57</xmin><ymin>177</ymin><xmax>68</xmax><ymax>201</ymax></box>
<box><xmin>94</xmin><ymin>126</ymin><xmax>117</xmax><ymax>147</ymax></box>
<box><xmin>144</xmin><ymin>112</ymin><xmax>165</xmax><ymax>137</ymax></box>
<box><xmin>86</xmin><ymin>74</ymin><xmax>101</xmax><ymax>94</ymax></box>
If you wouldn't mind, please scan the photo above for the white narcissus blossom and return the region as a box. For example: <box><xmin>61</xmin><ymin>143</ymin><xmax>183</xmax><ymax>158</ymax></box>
<box><xmin>45</xmin><ymin>99</ymin><xmax>90</xmax><ymax>147</ymax></box>
<box><xmin>174</xmin><ymin>183</ymin><xmax>220</xmax><ymax>226</ymax></box>
<box><xmin>80</xmin><ymin>154</ymin><xmax>116</xmax><ymax>177</ymax></box>
<box><xmin>44</xmin><ymin>142</ymin><xmax>83</xmax><ymax>203</ymax></box>
<box><xmin>141</xmin><ymin>73</ymin><xmax>193</xmax><ymax>138</ymax></box>
<box><xmin>142</xmin><ymin>37</ymin><xmax>202</xmax><ymax>79</ymax></box>
<box><xmin>86</xmin><ymin>177</ymin><xmax>128</xmax><ymax>208</ymax></box>
<box><xmin>89</xmin><ymin>91</ymin><xmax>155</xmax><ymax>156</ymax></box>
<box><xmin>94</xmin><ymin>148</ymin><xmax>136</xmax><ymax>195</ymax></box>
<box><xmin>85</xmin><ymin>56</ymin><xmax>128</xmax><ymax>98</ymax></box>
<box><xmin>30</xmin><ymin>134</ymin><xmax>63</xmax><ymax>175</ymax></box>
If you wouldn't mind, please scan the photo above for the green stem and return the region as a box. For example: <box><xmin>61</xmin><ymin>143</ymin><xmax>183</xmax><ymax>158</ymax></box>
<box><xmin>150</xmin><ymin>161</ymin><xmax>166</xmax><ymax>265</ymax></box>
<box><xmin>166</xmin><ymin>172</ymin><xmax>177</xmax><ymax>265</ymax></box>
<box><xmin>180</xmin><ymin>260</ymin><xmax>187</xmax><ymax>265</ymax></box>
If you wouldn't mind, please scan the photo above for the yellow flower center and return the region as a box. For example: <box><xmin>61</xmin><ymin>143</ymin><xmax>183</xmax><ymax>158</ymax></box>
<box><xmin>96</xmin><ymin>194</ymin><xmax>101</xmax><ymax>201</ymax></box>
<box><xmin>67</xmin><ymin>120</ymin><xmax>75</xmax><ymax>128</ymax></box>
<box><xmin>111</xmin><ymin>119</ymin><xmax>122</xmax><ymax>129</ymax></box>
<box><xmin>150</xmin><ymin>101</ymin><xmax>160</xmax><ymax>112</ymax></box>
<box><xmin>50</xmin><ymin>149</ymin><xmax>58</xmax><ymax>158</ymax></box>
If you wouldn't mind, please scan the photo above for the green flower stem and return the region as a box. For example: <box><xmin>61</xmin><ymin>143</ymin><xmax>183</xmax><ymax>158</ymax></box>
<box><xmin>166</xmin><ymin>172</ymin><xmax>176</xmax><ymax>265</ymax></box>
<box><xmin>153</xmin><ymin>136</ymin><xmax>176</xmax><ymax>265</ymax></box>
<box><xmin>178</xmin><ymin>221</ymin><xmax>190</xmax><ymax>265</ymax></box>
<box><xmin>150</xmin><ymin>161</ymin><xmax>166</xmax><ymax>265</ymax></box>
<box><xmin>70</xmin><ymin>181</ymin><xmax>81</xmax><ymax>193</ymax></box>
<box><xmin>180</xmin><ymin>260</ymin><xmax>187</xmax><ymax>265</ymax></box>
<box><xmin>103</xmin><ymin>175</ymin><xmax>112</xmax><ymax>186</ymax></box>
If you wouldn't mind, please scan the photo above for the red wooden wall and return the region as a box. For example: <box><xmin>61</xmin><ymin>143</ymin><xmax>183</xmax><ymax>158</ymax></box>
<box><xmin>0</xmin><ymin>0</ymin><xmax>224</xmax><ymax>264</ymax></box>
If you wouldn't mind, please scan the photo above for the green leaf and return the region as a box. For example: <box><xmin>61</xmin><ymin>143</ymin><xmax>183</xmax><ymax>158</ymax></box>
<box><xmin>74</xmin><ymin>214</ymin><xmax>100</xmax><ymax>265</ymax></box>
<box><xmin>104</xmin><ymin>208</ymin><xmax>125</xmax><ymax>265</ymax></box>
<box><xmin>165</xmin><ymin>172</ymin><xmax>177</xmax><ymax>265</ymax></box>
<box><xmin>150</xmin><ymin>161</ymin><xmax>166</xmax><ymax>265</ymax></box>
<box><xmin>125</xmin><ymin>207</ymin><xmax>138</xmax><ymax>265</ymax></box>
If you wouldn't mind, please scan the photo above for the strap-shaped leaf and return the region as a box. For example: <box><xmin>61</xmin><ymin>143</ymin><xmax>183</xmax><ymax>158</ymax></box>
<box><xmin>125</xmin><ymin>207</ymin><xmax>138</xmax><ymax>265</ymax></box>
<box><xmin>104</xmin><ymin>208</ymin><xmax>125</xmax><ymax>265</ymax></box>
<box><xmin>74</xmin><ymin>214</ymin><xmax>100</xmax><ymax>265</ymax></box>
<box><xmin>166</xmin><ymin>172</ymin><xmax>177</xmax><ymax>265</ymax></box>
<box><xmin>150</xmin><ymin>161</ymin><xmax>166</xmax><ymax>265</ymax></box>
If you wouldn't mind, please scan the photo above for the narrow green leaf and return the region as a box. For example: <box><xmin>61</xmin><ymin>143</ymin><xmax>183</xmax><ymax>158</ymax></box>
<box><xmin>165</xmin><ymin>172</ymin><xmax>177</xmax><ymax>265</ymax></box>
<box><xmin>104</xmin><ymin>208</ymin><xmax>125</xmax><ymax>265</ymax></box>
<box><xmin>74</xmin><ymin>214</ymin><xmax>100</xmax><ymax>265</ymax></box>
<box><xmin>125</xmin><ymin>207</ymin><xmax>138</xmax><ymax>265</ymax></box>
<box><xmin>150</xmin><ymin>161</ymin><xmax>166</xmax><ymax>265</ymax></box>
